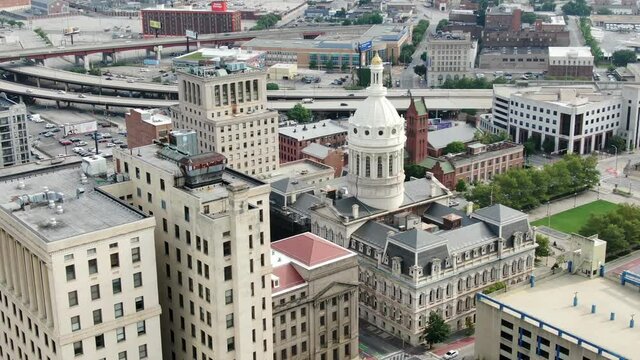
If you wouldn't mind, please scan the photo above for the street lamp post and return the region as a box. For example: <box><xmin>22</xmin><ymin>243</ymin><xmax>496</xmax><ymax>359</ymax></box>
<box><xmin>611</xmin><ymin>145</ymin><xmax>618</xmax><ymax>177</ymax></box>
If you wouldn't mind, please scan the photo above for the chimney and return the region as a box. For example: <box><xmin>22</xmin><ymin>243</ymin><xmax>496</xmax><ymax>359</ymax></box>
<box><xmin>466</xmin><ymin>201</ymin><xmax>474</xmax><ymax>216</ymax></box>
<box><xmin>352</xmin><ymin>204</ymin><xmax>359</xmax><ymax>219</ymax></box>
<box><xmin>442</xmin><ymin>213</ymin><xmax>462</xmax><ymax>230</ymax></box>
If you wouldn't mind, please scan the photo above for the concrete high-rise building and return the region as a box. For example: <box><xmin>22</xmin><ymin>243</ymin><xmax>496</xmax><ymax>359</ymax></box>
<box><xmin>172</xmin><ymin>65</ymin><xmax>280</xmax><ymax>175</ymax></box>
<box><xmin>107</xmin><ymin>141</ymin><xmax>274</xmax><ymax>360</ymax></box>
<box><xmin>0</xmin><ymin>97</ymin><xmax>31</xmax><ymax>168</ymax></box>
<box><xmin>426</xmin><ymin>32</ymin><xmax>478</xmax><ymax>87</ymax></box>
<box><xmin>0</xmin><ymin>166</ymin><xmax>162</xmax><ymax>360</ymax></box>
<box><xmin>271</xmin><ymin>232</ymin><xmax>359</xmax><ymax>360</ymax></box>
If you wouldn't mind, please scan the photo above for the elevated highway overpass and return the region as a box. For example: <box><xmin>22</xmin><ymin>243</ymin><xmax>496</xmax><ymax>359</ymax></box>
<box><xmin>0</xmin><ymin>79</ymin><xmax>493</xmax><ymax>111</ymax></box>
<box><xmin>0</xmin><ymin>25</ymin><xmax>370</xmax><ymax>62</ymax></box>
<box><xmin>1</xmin><ymin>64</ymin><xmax>495</xmax><ymax>105</ymax></box>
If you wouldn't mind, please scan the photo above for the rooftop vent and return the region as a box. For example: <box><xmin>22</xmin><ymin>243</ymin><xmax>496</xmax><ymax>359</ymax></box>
<box><xmin>48</xmin><ymin>200</ymin><xmax>55</xmax><ymax>209</ymax></box>
<box><xmin>55</xmin><ymin>205</ymin><xmax>64</xmax><ymax>214</ymax></box>
<box><xmin>48</xmin><ymin>218</ymin><xmax>57</xmax><ymax>227</ymax></box>
<box><xmin>17</xmin><ymin>181</ymin><xmax>25</xmax><ymax>190</ymax></box>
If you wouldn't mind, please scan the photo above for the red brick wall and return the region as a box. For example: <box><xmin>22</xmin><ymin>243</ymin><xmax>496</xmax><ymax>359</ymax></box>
<box><xmin>405</xmin><ymin>99</ymin><xmax>429</xmax><ymax>164</ymax></box>
<box><xmin>125</xmin><ymin>111</ymin><xmax>172</xmax><ymax>149</ymax></box>
<box><xmin>141</xmin><ymin>9</ymin><xmax>241</xmax><ymax>36</ymax></box>
<box><xmin>303</xmin><ymin>149</ymin><xmax>344</xmax><ymax>177</ymax></box>
<box><xmin>0</xmin><ymin>0</ymin><xmax>30</xmax><ymax>9</ymax></box>
<box><xmin>279</xmin><ymin>131</ymin><xmax>347</xmax><ymax>164</ymax></box>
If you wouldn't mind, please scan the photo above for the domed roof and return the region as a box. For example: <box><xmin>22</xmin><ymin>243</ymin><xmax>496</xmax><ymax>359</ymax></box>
<box><xmin>350</xmin><ymin>95</ymin><xmax>403</xmax><ymax>129</ymax></box>
<box><xmin>371</xmin><ymin>52</ymin><xmax>383</xmax><ymax>65</ymax></box>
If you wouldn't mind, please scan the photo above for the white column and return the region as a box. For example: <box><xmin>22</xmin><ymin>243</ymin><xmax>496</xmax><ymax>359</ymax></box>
<box><xmin>10</xmin><ymin>239</ymin><xmax>19</xmax><ymax>294</ymax></box>
<box><xmin>25</xmin><ymin>252</ymin><xmax>37</xmax><ymax>311</ymax></box>
<box><xmin>0</xmin><ymin>230</ymin><xmax>6</xmax><ymax>284</ymax></box>
<box><xmin>1</xmin><ymin>233</ymin><xmax>11</xmax><ymax>288</ymax></box>
<box><xmin>17</xmin><ymin>244</ymin><xmax>28</xmax><ymax>305</ymax></box>
<box><xmin>33</xmin><ymin>257</ymin><xmax>45</xmax><ymax>320</ymax></box>
<box><xmin>42</xmin><ymin>264</ymin><xmax>54</xmax><ymax>328</ymax></box>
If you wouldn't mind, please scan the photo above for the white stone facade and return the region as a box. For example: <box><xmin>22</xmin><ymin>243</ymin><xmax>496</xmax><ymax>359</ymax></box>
<box><xmin>172</xmin><ymin>69</ymin><xmax>280</xmax><ymax>176</ymax></box>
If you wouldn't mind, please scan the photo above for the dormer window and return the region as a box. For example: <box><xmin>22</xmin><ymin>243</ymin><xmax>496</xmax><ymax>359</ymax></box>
<box><xmin>464</xmin><ymin>251</ymin><xmax>470</xmax><ymax>260</ymax></box>
<box><xmin>358</xmin><ymin>243</ymin><xmax>363</xmax><ymax>252</ymax></box>
<box><xmin>350</xmin><ymin>240</ymin><xmax>356</xmax><ymax>249</ymax></box>
<box><xmin>481</xmin><ymin>246</ymin><xmax>487</xmax><ymax>255</ymax></box>
<box><xmin>391</xmin><ymin>257</ymin><xmax>402</xmax><ymax>275</ymax></box>
<box><xmin>473</xmin><ymin>248</ymin><xmax>479</xmax><ymax>257</ymax></box>
<box><xmin>271</xmin><ymin>275</ymin><xmax>280</xmax><ymax>289</ymax></box>
<box><xmin>490</xmin><ymin>243</ymin><xmax>495</xmax><ymax>252</ymax></box>
<box><xmin>383</xmin><ymin>255</ymin><xmax>389</xmax><ymax>264</ymax></box>
<box><xmin>366</xmin><ymin>246</ymin><xmax>371</xmax><ymax>256</ymax></box>
<box><xmin>445</xmin><ymin>258</ymin><xmax>451</xmax><ymax>267</ymax></box>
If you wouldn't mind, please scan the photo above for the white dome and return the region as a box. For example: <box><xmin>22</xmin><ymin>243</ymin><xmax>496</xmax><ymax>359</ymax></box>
<box><xmin>350</xmin><ymin>95</ymin><xmax>404</xmax><ymax>129</ymax></box>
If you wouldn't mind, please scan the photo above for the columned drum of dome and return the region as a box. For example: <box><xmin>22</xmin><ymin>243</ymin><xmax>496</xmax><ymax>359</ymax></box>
<box><xmin>347</xmin><ymin>53</ymin><xmax>406</xmax><ymax>211</ymax></box>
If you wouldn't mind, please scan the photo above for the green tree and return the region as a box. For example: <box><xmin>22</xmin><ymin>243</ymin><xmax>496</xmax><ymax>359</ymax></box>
<box><xmin>420</xmin><ymin>51</ymin><xmax>427</xmax><ymax>62</ymax></box>
<box><xmin>612</xmin><ymin>50</ymin><xmax>637</xmax><ymax>67</ymax></box>
<box><xmin>324</xmin><ymin>60</ymin><xmax>335</xmax><ymax>71</ymax></box>
<box><xmin>0</xmin><ymin>18</ymin><xmax>5</xmax><ymax>27</ymax></box>
<box><xmin>436</xmin><ymin>19</ymin><xmax>449</xmax><ymax>31</ymax></box>
<box><xmin>342</xmin><ymin>19</ymin><xmax>352</xmax><ymax>26</ymax></box>
<box><xmin>474</xmin><ymin>130</ymin><xmax>509</xmax><ymax>144</ymax></box>
<box><xmin>521</xmin><ymin>12</ymin><xmax>537</xmax><ymax>24</ymax></box>
<box><xmin>535</xmin><ymin>234</ymin><xmax>552</xmax><ymax>258</ymax></box>
<box><xmin>606</xmin><ymin>135</ymin><xmax>627</xmax><ymax>153</ymax></box>
<box><xmin>355</xmin><ymin>12</ymin><xmax>383</xmax><ymax>25</ymax></box>
<box><xmin>399</xmin><ymin>44</ymin><xmax>415</xmax><ymax>64</ymax></box>
<box><xmin>404</xmin><ymin>164</ymin><xmax>426</xmax><ymax>180</ymax></box>
<box><xmin>266</xmin><ymin>83</ymin><xmax>279</xmax><ymax>90</ymax></box>
<box><xmin>287</xmin><ymin>104</ymin><xmax>312</xmax><ymax>123</ymax></box>
<box><xmin>15</xmin><ymin>21</ymin><xmax>23</xmax><ymax>29</ymax></box>
<box><xmin>6</xmin><ymin>19</ymin><xmax>15</xmax><ymax>28</ymax></box>
<box><xmin>336</xmin><ymin>7</ymin><xmax>347</xmax><ymax>17</ymax></box>
<box><xmin>308</xmin><ymin>60</ymin><xmax>318</xmax><ymax>70</ymax></box>
<box><xmin>464</xmin><ymin>317</ymin><xmax>475</xmax><ymax>336</ymax></box>
<box><xmin>542</xmin><ymin>137</ymin><xmax>555</xmax><ymax>154</ymax></box>
<box><xmin>538</xmin><ymin>1</ymin><xmax>556</xmax><ymax>11</ymax></box>
<box><xmin>596</xmin><ymin>7</ymin><xmax>613</xmax><ymax>14</ymax></box>
<box><xmin>443</xmin><ymin>141</ymin><xmax>466</xmax><ymax>155</ymax></box>
<box><xmin>341</xmin><ymin>62</ymin><xmax>349</xmax><ymax>72</ymax></box>
<box><xmin>251</xmin><ymin>13</ymin><xmax>282</xmax><ymax>30</ymax></box>
<box><xmin>562</xmin><ymin>0</ymin><xmax>591</xmax><ymax>16</ymax></box>
<box><xmin>413</xmin><ymin>64</ymin><xmax>426</xmax><ymax>79</ymax></box>
<box><xmin>523</xmin><ymin>139</ymin><xmax>537</xmax><ymax>157</ymax></box>
<box><xmin>423</xmin><ymin>312</ymin><xmax>450</xmax><ymax>348</ymax></box>
<box><xmin>455</xmin><ymin>179</ymin><xmax>467</xmax><ymax>192</ymax></box>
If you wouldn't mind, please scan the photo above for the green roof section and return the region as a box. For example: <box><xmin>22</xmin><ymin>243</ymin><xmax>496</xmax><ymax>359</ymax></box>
<box><xmin>419</xmin><ymin>156</ymin><xmax>454</xmax><ymax>173</ymax></box>
<box><xmin>414</xmin><ymin>97</ymin><xmax>428</xmax><ymax>115</ymax></box>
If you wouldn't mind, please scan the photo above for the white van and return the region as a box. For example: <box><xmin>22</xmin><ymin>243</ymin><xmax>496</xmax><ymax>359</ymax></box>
<box><xmin>301</xmin><ymin>98</ymin><xmax>314</xmax><ymax>104</ymax></box>
<box><xmin>494</xmin><ymin>71</ymin><xmax>504</xmax><ymax>77</ymax></box>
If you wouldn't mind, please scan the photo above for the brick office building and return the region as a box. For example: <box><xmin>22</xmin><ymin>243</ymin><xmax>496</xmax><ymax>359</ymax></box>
<box><xmin>420</xmin><ymin>141</ymin><xmax>525</xmax><ymax>189</ymax></box>
<box><xmin>482</xmin><ymin>28</ymin><xmax>570</xmax><ymax>47</ymax></box>
<box><xmin>125</xmin><ymin>108</ymin><xmax>173</xmax><ymax>149</ymax></box>
<box><xmin>547</xmin><ymin>47</ymin><xmax>594</xmax><ymax>79</ymax></box>
<box><xmin>279</xmin><ymin>120</ymin><xmax>348</xmax><ymax>163</ymax></box>
<box><xmin>485</xmin><ymin>6</ymin><xmax>521</xmax><ymax>31</ymax></box>
<box><xmin>141</xmin><ymin>6</ymin><xmax>241</xmax><ymax>36</ymax></box>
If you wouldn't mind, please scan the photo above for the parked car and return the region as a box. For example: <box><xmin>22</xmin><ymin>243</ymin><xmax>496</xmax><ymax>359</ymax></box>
<box><xmin>69</xmin><ymin>138</ymin><xmax>81</xmax><ymax>142</ymax></box>
<box><xmin>51</xmin><ymin>128</ymin><xmax>61</xmax><ymax>133</ymax></box>
<box><xmin>43</xmin><ymin>132</ymin><xmax>54</xmax><ymax>137</ymax></box>
<box><xmin>106</xmin><ymin>143</ymin><xmax>116</xmax><ymax>147</ymax></box>
<box><xmin>77</xmin><ymin>141</ymin><xmax>88</xmax><ymax>146</ymax></box>
<box><xmin>59</xmin><ymin>139</ymin><xmax>73</xmax><ymax>146</ymax></box>
<box><xmin>78</xmin><ymin>94</ymin><xmax>87</xmax><ymax>98</ymax></box>
<box><xmin>56</xmin><ymin>90</ymin><xmax>66</xmax><ymax>94</ymax></box>
<box><xmin>44</xmin><ymin>123</ymin><xmax>55</xmax><ymax>129</ymax></box>
<box><xmin>443</xmin><ymin>350</ymin><xmax>459</xmax><ymax>360</ymax></box>
<box><xmin>340</xmin><ymin>103</ymin><xmax>348</xmax><ymax>106</ymax></box>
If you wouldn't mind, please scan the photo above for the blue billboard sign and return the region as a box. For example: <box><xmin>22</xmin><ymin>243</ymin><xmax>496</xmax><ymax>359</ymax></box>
<box><xmin>359</xmin><ymin>40</ymin><xmax>372</xmax><ymax>52</ymax></box>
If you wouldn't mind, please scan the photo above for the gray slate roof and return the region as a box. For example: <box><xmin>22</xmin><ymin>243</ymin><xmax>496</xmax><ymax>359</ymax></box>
<box><xmin>473</xmin><ymin>204</ymin><xmax>526</xmax><ymax>223</ymax></box>
<box><xmin>423</xmin><ymin>202</ymin><xmax>478</xmax><ymax>227</ymax></box>
<box><xmin>270</xmin><ymin>177</ymin><xmax>314</xmax><ymax>194</ymax></box>
<box><xmin>288</xmin><ymin>193</ymin><xmax>321</xmax><ymax>216</ymax></box>
<box><xmin>301</xmin><ymin>143</ymin><xmax>332</xmax><ymax>160</ymax></box>
<box><xmin>390</xmin><ymin>229</ymin><xmax>447</xmax><ymax>251</ymax></box>
<box><xmin>427</xmin><ymin>124</ymin><xmax>477</xmax><ymax>150</ymax></box>
<box><xmin>333</xmin><ymin>196</ymin><xmax>384</xmax><ymax>219</ymax></box>
<box><xmin>352</xmin><ymin>221</ymin><xmax>398</xmax><ymax>249</ymax></box>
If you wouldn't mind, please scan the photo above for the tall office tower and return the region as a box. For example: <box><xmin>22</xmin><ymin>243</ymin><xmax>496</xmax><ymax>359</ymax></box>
<box><xmin>0</xmin><ymin>166</ymin><xmax>162</xmax><ymax>360</ymax></box>
<box><xmin>0</xmin><ymin>96</ymin><xmax>31</xmax><ymax>168</ymax></box>
<box><xmin>108</xmin><ymin>139</ymin><xmax>274</xmax><ymax>360</ymax></box>
<box><xmin>172</xmin><ymin>65</ymin><xmax>280</xmax><ymax>176</ymax></box>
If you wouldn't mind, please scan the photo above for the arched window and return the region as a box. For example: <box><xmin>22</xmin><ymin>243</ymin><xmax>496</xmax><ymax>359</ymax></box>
<box><xmin>377</xmin><ymin>156</ymin><xmax>383</xmax><ymax>178</ymax></box>
<box><xmin>356</xmin><ymin>154</ymin><xmax>360</xmax><ymax>176</ymax></box>
<box><xmin>458</xmin><ymin>279</ymin><xmax>464</xmax><ymax>292</ymax></box>
<box><xmin>388</xmin><ymin>154</ymin><xmax>394</xmax><ymax>175</ymax></box>
<box><xmin>365</xmin><ymin>157</ymin><xmax>371</xmax><ymax>177</ymax></box>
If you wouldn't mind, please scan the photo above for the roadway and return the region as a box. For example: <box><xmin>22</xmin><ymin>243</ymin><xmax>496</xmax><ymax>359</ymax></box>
<box><xmin>0</xmin><ymin>63</ymin><xmax>495</xmax><ymax>102</ymax></box>
<box><xmin>0</xmin><ymin>25</ymin><xmax>371</xmax><ymax>62</ymax></box>
<box><xmin>0</xmin><ymin>78</ymin><xmax>493</xmax><ymax>110</ymax></box>
<box><xmin>0</xmin><ymin>79</ymin><xmax>178</xmax><ymax>108</ymax></box>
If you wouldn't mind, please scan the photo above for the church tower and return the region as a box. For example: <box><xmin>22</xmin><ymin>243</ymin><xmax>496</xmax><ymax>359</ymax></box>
<box><xmin>347</xmin><ymin>53</ymin><xmax>406</xmax><ymax>211</ymax></box>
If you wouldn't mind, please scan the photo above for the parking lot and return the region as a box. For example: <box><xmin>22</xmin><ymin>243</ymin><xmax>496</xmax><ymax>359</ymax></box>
<box><xmin>28</xmin><ymin>104</ymin><xmax>127</xmax><ymax>161</ymax></box>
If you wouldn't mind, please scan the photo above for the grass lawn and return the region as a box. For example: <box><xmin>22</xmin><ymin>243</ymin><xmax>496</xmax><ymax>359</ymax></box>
<box><xmin>531</xmin><ymin>200</ymin><xmax>620</xmax><ymax>234</ymax></box>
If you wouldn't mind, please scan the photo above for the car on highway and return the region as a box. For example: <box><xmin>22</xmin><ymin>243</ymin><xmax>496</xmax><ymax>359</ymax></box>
<box><xmin>57</xmin><ymin>90</ymin><xmax>66</xmax><ymax>94</ymax></box>
<box><xmin>44</xmin><ymin>123</ymin><xmax>55</xmax><ymax>129</ymax></box>
<box><xmin>340</xmin><ymin>103</ymin><xmax>348</xmax><ymax>106</ymax></box>
<box><xmin>43</xmin><ymin>132</ymin><xmax>54</xmax><ymax>137</ymax></box>
<box><xmin>443</xmin><ymin>350</ymin><xmax>459</xmax><ymax>359</ymax></box>
<box><xmin>77</xmin><ymin>141</ymin><xmax>88</xmax><ymax>146</ymax></box>
<box><xmin>69</xmin><ymin>138</ymin><xmax>81</xmax><ymax>142</ymax></box>
<box><xmin>26</xmin><ymin>89</ymin><xmax>33</xmax><ymax>94</ymax></box>
<box><xmin>78</xmin><ymin>94</ymin><xmax>87</xmax><ymax>98</ymax></box>
<box><xmin>127</xmin><ymin>79</ymin><xmax>135</xmax><ymax>83</ymax></box>
<box><xmin>106</xmin><ymin>143</ymin><xmax>116</xmax><ymax>147</ymax></box>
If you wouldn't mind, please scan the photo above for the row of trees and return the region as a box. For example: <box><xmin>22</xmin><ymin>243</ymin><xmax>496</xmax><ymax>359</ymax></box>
<box><xmin>0</xmin><ymin>18</ymin><xmax>24</xmax><ymax>29</ymax></box>
<box><xmin>580</xmin><ymin>204</ymin><xmax>640</xmax><ymax>257</ymax></box>
<box><xmin>579</xmin><ymin>18</ymin><xmax>603</xmax><ymax>63</ymax></box>
<box><xmin>440</xmin><ymin>77</ymin><xmax>508</xmax><ymax>89</ymax></box>
<box><xmin>411</xmin><ymin>20</ymin><xmax>430</xmax><ymax>47</ymax></box>
<box><xmin>534</xmin><ymin>0</ymin><xmax>556</xmax><ymax>11</ymax></box>
<box><xmin>612</xmin><ymin>49</ymin><xmax>637</xmax><ymax>67</ymax></box>
<box><xmin>466</xmin><ymin>154</ymin><xmax>600</xmax><ymax>210</ymax></box>
<box><xmin>251</xmin><ymin>13</ymin><xmax>281</xmax><ymax>30</ymax></box>
<box><xmin>474</xmin><ymin>130</ymin><xmax>509</xmax><ymax>145</ymax></box>
<box><xmin>399</xmin><ymin>44</ymin><xmax>415</xmax><ymax>64</ymax></box>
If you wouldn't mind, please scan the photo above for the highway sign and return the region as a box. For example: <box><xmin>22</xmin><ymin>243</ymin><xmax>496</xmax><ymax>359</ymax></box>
<box><xmin>186</xmin><ymin>30</ymin><xmax>198</xmax><ymax>40</ymax></box>
<box><xmin>359</xmin><ymin>40</ymin><xmax>372</xmax><ymax>52</ymax></box>
<box><xmin>150</xmin><ymin>20</ymin><xmax>162</xmax><ymax>29</ymax></box>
